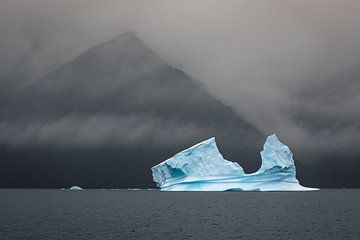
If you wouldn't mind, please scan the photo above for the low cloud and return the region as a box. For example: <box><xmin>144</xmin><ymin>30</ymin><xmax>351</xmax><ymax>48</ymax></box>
<box><xmin>0</xmin><ymin>114</ymin><xmax>210</xmax><ymax>148</ymax></box>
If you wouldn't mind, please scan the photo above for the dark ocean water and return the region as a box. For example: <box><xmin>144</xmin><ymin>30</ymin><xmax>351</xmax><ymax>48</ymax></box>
<box><xmin>0</xmin><ymin>189</ymin><xmax>359</xmax><ymax>240</ymax></box>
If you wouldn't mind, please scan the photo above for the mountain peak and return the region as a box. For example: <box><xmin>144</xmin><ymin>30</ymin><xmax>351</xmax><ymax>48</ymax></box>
<box><xmin>99</xmin><ymin>31</ymin><xmax>144</xmax><ymax>50</ymax></box>
<box><xmin>113</xmin><ymin>31</ymin><xmax>141</xmax><ymax>41</ymax></box>
<box><xmin>1</xmin><ymin>32</ymin><xmax>264</xmax><ymax>188</ymax></box>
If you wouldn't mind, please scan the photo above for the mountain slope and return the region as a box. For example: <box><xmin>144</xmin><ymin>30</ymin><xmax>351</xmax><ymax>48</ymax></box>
<box><xmin>0</xmin><ymin>32</ymin><xmax>264</xmax><ymax>188</ymax></box>
<box><xmin>288</xmin><ymin>64</ymin><xmax>360</xmax><ymax>188</ymax></box>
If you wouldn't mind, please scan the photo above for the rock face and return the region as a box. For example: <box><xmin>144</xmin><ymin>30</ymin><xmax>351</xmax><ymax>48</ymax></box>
<box><xmin>151</xmin><ymin>134</ymin><xmax>318</xmax><ymax>191</ymax></box>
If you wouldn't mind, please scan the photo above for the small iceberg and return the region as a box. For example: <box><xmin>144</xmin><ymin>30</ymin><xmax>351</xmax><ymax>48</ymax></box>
<box><xmin>151</xmin><ymin>134</ymin><xmax>319</xmax><ymax>191</ymax></box>
<box><xmin>68</xmin><ymin>186</ymin><xmax>83</xmax><ymax>190</ymax></box>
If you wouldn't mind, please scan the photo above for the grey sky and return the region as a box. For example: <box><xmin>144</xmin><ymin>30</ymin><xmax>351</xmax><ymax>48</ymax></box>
<box><xmin>1</xmin><ymin>0</ymin><xmax>360</xmax><ymax>163</ymax></box>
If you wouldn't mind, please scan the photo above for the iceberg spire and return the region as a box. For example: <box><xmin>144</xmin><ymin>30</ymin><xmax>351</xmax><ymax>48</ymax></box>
<box><xmin>258</xmin><ymin>134</ymin><xmax>296</xmax><ymax>175</ymax></box>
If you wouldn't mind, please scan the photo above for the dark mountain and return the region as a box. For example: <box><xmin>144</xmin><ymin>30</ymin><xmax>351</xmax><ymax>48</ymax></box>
<box><xmin>0</xmin><ymin>32</ymin><xmax>265</xmax><ymax>188</ymax></box>
<box><xmin>290</xmin><ymin>65</ymin><xmax>360</xmax><ymax>134</ymax></box>
<box><xmin>288</xmin><ymin>64</ymin><xmax>360</xmax><ymax>188</ymax></box>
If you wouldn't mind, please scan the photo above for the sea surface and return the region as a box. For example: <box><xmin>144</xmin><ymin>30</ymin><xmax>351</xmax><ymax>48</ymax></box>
<box><xmin>0</xmin><ymin>189</ymin><xmax>359</xmax><ymax>240</ymax></box>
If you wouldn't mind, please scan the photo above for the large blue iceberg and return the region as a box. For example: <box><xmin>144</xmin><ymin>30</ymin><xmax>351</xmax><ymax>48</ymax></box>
<box><xmin>151</xmin><ymin>134</ymin><xmax>318</xmax><ymax>191</ymax></box>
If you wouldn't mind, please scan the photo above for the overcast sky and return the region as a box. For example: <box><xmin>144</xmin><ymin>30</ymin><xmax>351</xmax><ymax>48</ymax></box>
<box><xmin>1</xmin><ymin>0</ymin><xmax>360</xmax><ymax>164</ymax></box>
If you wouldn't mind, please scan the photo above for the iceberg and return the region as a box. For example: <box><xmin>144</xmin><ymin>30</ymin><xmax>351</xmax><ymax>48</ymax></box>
<box><xmin>151</xmin><ymin>134</ymin><xmax>318</xmax><ymax>191</ymax></box>
<box><xmin>68</xmin><ymin>186</ymin><xmax>83</xmax><ymax>190</ymax></box>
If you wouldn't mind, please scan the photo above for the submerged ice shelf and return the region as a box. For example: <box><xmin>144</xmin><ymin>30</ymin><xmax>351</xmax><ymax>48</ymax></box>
<box><xmin>151</xmin><ymin>134</ymin><xmax>318</xmax><ymax>191</ymax></box>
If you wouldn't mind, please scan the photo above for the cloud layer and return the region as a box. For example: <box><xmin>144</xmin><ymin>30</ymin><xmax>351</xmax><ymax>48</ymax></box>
<box><xmin>0</xmin><ymin>114</ymin><xmax>211</xmax><ymax>148</ymax></box>
<box><xmin>1</xmin><ymin>0</ymin><xmax>360</xmax><ymax>164</ymax></box>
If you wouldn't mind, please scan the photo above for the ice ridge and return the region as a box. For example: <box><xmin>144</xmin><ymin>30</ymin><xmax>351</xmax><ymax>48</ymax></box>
<box><xmin>151</xmin><ymin>134</ymin><xmax>318</xmax><ymax>191</ymax></box>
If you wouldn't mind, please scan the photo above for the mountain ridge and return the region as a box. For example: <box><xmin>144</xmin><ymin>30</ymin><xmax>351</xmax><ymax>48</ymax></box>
<box><xmin>0</xmin><ymin>31</ymin><xmax>265</xmax><ymax>188</ymax></box>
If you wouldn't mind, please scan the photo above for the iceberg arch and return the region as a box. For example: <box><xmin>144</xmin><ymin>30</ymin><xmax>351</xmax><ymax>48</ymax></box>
<box><xmin>151</xmin><ymin>134</ymin><xmax>318</xmax><ymax>191</ymax></box>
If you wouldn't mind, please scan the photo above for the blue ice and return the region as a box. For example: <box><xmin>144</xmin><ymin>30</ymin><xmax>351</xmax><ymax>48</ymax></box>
<box><xmin>151</xmin><ymin>134</ymin><xmax>318</xmax><ymax>191</ymax></box>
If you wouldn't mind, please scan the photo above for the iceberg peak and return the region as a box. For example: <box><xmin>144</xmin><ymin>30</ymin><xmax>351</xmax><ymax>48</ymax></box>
<box><xmin>258</xmin><ymin>134</ymin><xmax>296</xmax><ymax>175</ymax></box>
<box><xmin>151</xmin><ymin>137</ymin><xmax>244</xmax><ymax>187</ymax></box>
<box><xmin>151</xmin><ymin>134</ymin><xmax>318</xmax><ymax>191</ymax></box>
